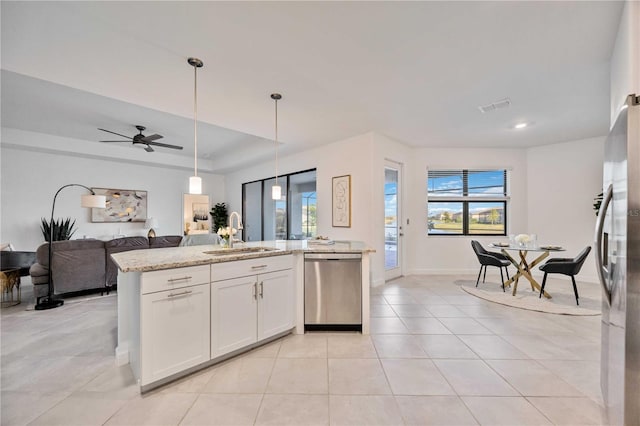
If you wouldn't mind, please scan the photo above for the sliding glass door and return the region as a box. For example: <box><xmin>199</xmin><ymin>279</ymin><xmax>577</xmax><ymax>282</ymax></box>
<box><xmin>289</xmin><ymin>171</ymin><xmax>317</xmax><ymax>239</ymax></box>
<box><xmin>242</xmin><ymin>169</ymin><xmax>316</xmax><ymax>241</ymax></box>
<box><xmin>243</xmin><ymin>181</ymin><xmax>262</xmax><ymax>242</ymax></box>
<box><xmin>263</xmin><ymin>178</ymin><xmax>288</xmax><ymax>240</ymax></box>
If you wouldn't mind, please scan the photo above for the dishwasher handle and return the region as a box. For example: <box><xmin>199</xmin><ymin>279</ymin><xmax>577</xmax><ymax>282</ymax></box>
<box><xmin>304</xmin><ymin>253</ymin><xmax>362</xmax><ymax>261</ymax></box>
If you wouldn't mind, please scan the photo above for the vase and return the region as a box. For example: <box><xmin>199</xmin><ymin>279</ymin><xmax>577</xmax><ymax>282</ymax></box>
<box><xmin>220</xmin><ymin>238</ymin><xmax>230</xmax><ymax>248</ymax></box>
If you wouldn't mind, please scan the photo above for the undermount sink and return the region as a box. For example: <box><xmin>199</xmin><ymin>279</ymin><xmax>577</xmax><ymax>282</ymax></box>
<box><xmin>203</xmin><ymin>247</ymin><xmax>280</xmax><ymax>256</ymax></box>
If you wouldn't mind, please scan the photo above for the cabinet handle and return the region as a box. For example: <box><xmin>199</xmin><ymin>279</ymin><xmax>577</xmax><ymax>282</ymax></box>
<box><xmin>259</xmin><ymin>281</ymin><xmax>264</xmax><ymax>298</ymax></box>
<box><xmin>167</xmin><ymin>276</ymin><xmax>192</xmax><ymax>282</ymax></box>
<box><xmin>167</xmin><ymin>290</ymin><xmax>192</xmax><ymax>298</ymax></box>
<box><xmin>251</xmin><ymin>265</ymin><xmax>267</xmax><ymax>270</ymax></box>
<box><xmin>253</xmin><ymin>282</ymin><xmax>257</xmax><ymax>300</ymax></box>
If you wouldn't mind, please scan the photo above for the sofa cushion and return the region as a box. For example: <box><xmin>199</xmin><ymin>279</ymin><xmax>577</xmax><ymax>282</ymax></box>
<box><xmin>51</xmin><ymin>240</ymin><xmax>106</xmax><ymax>294</ymax></box>
<box><xmin>149</xmin><ymin>235</ymin><xmax>182</xmax><ymax>249</ymax></box>
<box><xmin>29</xmin><ymin>263</ymin><xmax>49</xmax><ymax>284</ymax></box>
<box><xmin>35</xmin><ymin>239</ymin><xmax>105</xmax><ymax>267</ymax></box>
<box><xmin>105</xmin><ymin>237</ymin><xmax>149</xmax><ymax>287</ymax></box>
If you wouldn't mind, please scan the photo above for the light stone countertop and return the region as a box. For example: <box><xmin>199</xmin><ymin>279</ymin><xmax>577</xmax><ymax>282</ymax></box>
<box><xmin>111</xmin><ymin>240</ymin><xmax>374</xmax><ymax>273</ymax></box>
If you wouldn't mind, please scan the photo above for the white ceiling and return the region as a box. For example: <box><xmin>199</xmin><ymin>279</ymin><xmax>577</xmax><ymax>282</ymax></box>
<box><xmin>0</xmin><ymin>1</ymin><xmax>624</xmax><ymax>167</ymax></box>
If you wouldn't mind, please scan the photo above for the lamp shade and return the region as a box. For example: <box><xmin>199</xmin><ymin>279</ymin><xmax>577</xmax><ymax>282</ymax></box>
<box><xmin>145</xmin><ymin>217</ymin><xmax>159</xmax><ymax>228</ymax></box>
<box><xmin>189</xmin><ymin>176</ymin><xmax>202</xmax><ymax>194</ymax></box>
<box><xmin>271</xmin><ymin>185</ymin><xmax>282</xmax><ymax>200</ymax></box>
<box><xmin>81</xmin><ymin>194</ymin><xmax>106</xmax><ymax>208</ymax></box>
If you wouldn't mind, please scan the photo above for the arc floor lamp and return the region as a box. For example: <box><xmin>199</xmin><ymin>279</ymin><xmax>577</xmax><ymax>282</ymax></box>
<box><xmin>35</xmin><ymin>184</ymin><xmax>106</xmax><ymax>310</ymax></box>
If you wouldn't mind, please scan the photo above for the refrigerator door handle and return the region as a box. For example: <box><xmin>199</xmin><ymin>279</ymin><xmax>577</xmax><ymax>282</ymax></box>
<box><xmin>595</xmin><ymin>183</ymin><xmax>613</xmax><ymax>306</ymax></box>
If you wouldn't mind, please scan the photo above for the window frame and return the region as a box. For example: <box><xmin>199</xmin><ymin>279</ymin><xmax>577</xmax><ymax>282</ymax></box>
<box><xmin>427</xmin><ymin>169</ymin><xmax>509</xmax><ymax>237</ymax></box>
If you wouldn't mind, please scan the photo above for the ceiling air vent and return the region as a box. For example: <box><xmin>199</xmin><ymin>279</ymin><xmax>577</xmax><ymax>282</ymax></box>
<box><xmin>478</xmin><ymin>98</ymin><xmax>511</xmax><ymax>113</ymax></box>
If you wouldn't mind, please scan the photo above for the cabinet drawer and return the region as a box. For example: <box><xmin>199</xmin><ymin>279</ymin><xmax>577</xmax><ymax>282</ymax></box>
<box><xmin>211</xmin><ymin>255</ymin><xmax>293</xmax><ymax>282</ymax></box>
<box><xmin>141</xmin><ymin>265</ymin><xmax>210</xmax><ymax>294</ymax></box>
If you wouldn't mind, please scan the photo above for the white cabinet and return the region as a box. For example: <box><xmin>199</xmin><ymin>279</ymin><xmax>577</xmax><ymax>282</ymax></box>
<box><xmin>140</xmin><ymin>267</ymin><xmax>211</xmax><ymax>386</ymax></box>
<box><xmin>258</xmin><ymin>269</ymin><xmax>295</xmax><ymax>340</ymax></box>
<box><xmin>210</xmin><ymin>275</ymin><xmax>258</xmax><ymax>357</ymax></box>
<box><xmin>211</xmin><ymin>256</ymin><xmax>294</xmax><ymax>358</ymax></box>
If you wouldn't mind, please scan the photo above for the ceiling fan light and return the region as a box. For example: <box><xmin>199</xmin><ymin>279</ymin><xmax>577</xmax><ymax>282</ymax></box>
<box><xmin>189</xmin><ymin>176</ymin><xmax>202</xmax><ymax>194</ymax></box>
<box><xmin>272</xmin><ymin>185</ymin><xmax>281</xmax><ymax>200</ymax></box>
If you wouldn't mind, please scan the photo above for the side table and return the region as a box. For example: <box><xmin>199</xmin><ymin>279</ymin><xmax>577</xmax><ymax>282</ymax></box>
<box><xmin>0</xmin><ymin>269</ymin><xmax>21</xmax><ymax>307</ymax></box>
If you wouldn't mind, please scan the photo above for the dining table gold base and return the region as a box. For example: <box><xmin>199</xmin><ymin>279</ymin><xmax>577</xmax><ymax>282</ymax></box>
<box><xmin>501</xmin><ymin>248</ymin><xmax>552</xmax><ymax>299</ymax></box>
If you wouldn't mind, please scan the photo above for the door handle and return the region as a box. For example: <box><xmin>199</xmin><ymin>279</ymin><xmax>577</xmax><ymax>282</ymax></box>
<box><xmin>252</xmin><ymin>282</ymin><xmax>257</xmax><ymax>300</ymax></box>
<box><xmin>595</xmin><ymin>183</ymin><xmax>613</xmax><ymax>306</ymax></box>
<box><xmin>259</xmin><ymin>281</ymin><xmax>264</xmax><ymax>298</ymax></box>
<box><xmin>399</xmin><ymin>233</ymin><xmax>404</xmax><ymax>236</ymax></box>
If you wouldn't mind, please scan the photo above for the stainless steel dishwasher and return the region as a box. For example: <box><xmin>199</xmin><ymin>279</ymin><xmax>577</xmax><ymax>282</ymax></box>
<box><xmin>304</xmin><ymin>252</ymin><xmax>362</xmax><ymax>331</ymax></box>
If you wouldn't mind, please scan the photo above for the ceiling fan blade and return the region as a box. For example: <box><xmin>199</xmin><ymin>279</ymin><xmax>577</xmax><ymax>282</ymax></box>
<box><xmin>141</xmin><ymin>134</ymin><xmax>163</xmax><ymax>142</ymax></box>
<box><xmin>146</xmin><ymin>141</ymin><xmax>183</xmax><ymax>150</ymax></box>
<box><xmin>144</xmin><ymin>145</ymin><xmax>155</xmax><ymax>153</ymax></box>
<box><xmin>100</xmin><ymin>140</ymin><xmax>131</xmax><ymax>143</ymax></box>
<box><xmin>98</xmin><ymin>128</ymin><xmax>133</xmax><ymax>140</ymax></box>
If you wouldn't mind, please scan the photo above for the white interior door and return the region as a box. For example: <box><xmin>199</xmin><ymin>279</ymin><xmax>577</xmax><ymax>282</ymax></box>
<box><xmin>385</xmin><ymin>161</ymin><xmax>403</xmax><ymax>280</ymax></box>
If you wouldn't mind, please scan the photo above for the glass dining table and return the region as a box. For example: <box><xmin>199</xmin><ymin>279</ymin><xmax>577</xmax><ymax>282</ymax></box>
<box><xmin>489</xmin><ymin>244</ymin><xmax>565</xmax><ymax>298</ymax></box>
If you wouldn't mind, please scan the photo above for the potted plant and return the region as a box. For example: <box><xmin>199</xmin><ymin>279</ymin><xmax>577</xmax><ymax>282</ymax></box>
<box><xmin>40</xmin><ymin>217</ymin><xmax>77</xmax><ymax>241</ymax></box>
<box><xmin>210</xmin><ymin>202</ymin><xmax>228</xmax><ymax>233</ymax></box>
<box><xmin>594</xmin><ymin>192</ymin><xmax>603</xmax><ymax>216</ymax></box>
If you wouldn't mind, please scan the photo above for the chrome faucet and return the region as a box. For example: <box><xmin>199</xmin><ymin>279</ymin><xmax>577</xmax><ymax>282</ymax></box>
<box><xmin>228</xmin><ymin>211</ymin><xmax>244</xmax><ymax>248</ymax></box>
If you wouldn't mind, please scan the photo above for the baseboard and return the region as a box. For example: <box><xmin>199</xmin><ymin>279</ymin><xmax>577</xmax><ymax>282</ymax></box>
<box><xmin>115</xmin><ymin>344</ymin><xmax>129</xmax><ymax>366</ymax></box>
<box><xmin>406</xmin><ymin>268</ymin><xmax>479</xmax><ymax>276</ymax></box>
<box><xmin>404</xmin><ymin>268</ymin><xmax>599</xmax><ymax>284</ymax></box>
<box><xmin>372</xmin><ymin>278</ymin><xmax>386</xmax><ymax>287</ymax></box>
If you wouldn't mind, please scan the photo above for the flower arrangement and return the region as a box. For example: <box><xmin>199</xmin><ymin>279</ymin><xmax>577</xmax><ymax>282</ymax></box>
<box><xmin>217</xmin><ymin>226</ymin><xmax>237</xmax><ymax>247</ymax></box>
<box><xmin>514</xmin><ymin>234</ymin><xmax>531</xmax><ymax>245</ymax></box>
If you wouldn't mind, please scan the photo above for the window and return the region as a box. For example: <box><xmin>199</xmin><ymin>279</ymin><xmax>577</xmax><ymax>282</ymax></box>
<box><xmin>427</xmin><ymin>169</ymin><xmax>507</xmax><ymax>236</ymax></box>
<box><xmin>242</xmin><ymin>169</ymin><xmax>317</xmax><ymax>241</ymax></box>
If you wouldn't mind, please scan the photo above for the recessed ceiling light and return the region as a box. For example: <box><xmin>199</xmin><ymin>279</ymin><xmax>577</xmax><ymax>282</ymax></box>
<box><xmin>514</xmin><ymin>122</ymin><xmax>528</xmax><ymax>129</ymax></box>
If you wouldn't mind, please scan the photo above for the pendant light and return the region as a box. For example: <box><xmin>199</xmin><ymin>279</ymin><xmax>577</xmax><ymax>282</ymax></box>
<box><xmin>188</xmin><ymin>57</ymin><xmax>204</xmax><ymax>194</ymax></box>
<box><xmin>271</xmin><ymin>93</ymin><xmax>282</xmax><ymax>200</ymax></box>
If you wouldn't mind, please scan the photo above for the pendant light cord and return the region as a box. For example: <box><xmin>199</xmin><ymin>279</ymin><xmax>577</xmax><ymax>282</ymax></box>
<box><xmin>193</xmin><ymin>64</ymin><xmax>198</xmax><ymax>177</ymax></box>
<box><xmin>274</xmin><ymin>97</ymin><xmax>278</xmax><ymax>185</ymax></box>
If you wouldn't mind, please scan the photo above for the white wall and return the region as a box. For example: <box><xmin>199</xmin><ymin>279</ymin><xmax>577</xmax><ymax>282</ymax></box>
<box><xmin>225</xmin><ymin>130</ymin><xmax>605</xmax><ymax>286</ymax></box>
<box><xmin>405</xmin><ymin>147</ymin><xmax>529</xmax><ymax>276</ymax></box>
<box><xmin>1</xmin><ymin>134</ymin><xmax>225</xmax><ymax>251</ymax></box>
<box><xmin>527</xmin><ymin>136</ymin><xmax>605</xmax><ymax>283</ymax></box>
<box><xmin>610</xmin><ymin>0</ymin><xmax>640</xmax><ymax>125</ymax></box>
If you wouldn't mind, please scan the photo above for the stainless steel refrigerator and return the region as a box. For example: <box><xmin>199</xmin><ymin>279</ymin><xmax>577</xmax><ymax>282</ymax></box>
<box><xmin>596</xmin><ymin>93</ymin><xmax>640</xmax><ymax>425</ymax></box>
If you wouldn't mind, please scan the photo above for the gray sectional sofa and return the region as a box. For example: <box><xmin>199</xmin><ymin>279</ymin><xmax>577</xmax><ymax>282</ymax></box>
<box><xmin>29</xmin><ymin>235</ymin><xmax>183</xmax><ymax>299</ymax></box>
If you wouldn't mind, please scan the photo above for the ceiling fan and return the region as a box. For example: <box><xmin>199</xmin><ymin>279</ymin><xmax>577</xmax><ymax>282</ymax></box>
<box><xmin>98</xmin><ymin>125</ymin><xmax>183</xmax><ymax>152</ymax></box>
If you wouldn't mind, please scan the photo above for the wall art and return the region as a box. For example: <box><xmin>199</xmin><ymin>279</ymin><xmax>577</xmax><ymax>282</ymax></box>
<box><xmin>332</xmin><ymin>175</ymin><xmax>351</xmax><ymax>227</ymax></box>
<box><xmin>91</xmin><ymin>188</ymin><xmax>147</xmax><ymax>222</ymax></box>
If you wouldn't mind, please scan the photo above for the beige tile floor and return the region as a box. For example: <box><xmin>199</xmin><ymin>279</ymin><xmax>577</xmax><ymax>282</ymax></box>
<box><xmin>1</xmin><ymin>275</ymin><xmax>607</xmax><ymax>425</ymax></box>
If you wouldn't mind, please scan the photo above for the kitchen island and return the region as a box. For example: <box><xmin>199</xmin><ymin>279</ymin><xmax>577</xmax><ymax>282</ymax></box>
<box><xmin>111</xmin><ymin>240</ymin><xmax>373</xmax><ymax>391</ymax></box>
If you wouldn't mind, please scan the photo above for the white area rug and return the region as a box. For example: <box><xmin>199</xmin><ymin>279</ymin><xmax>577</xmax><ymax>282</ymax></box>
<box><xmin>460</xmin><ymin>281</ymin><xmax>600</xmax><ymax>316</ymax></box>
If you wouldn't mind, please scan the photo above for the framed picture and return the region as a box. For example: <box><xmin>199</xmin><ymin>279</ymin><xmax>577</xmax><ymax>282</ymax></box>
<box><xmin>332</xmin><ymin>175</ymin><xmax>351</xmax><ymax>227</ymax></box>
<box><xmin>91</xmin><ymin>188</ymin><xmax>148</xmax><ymax>222</ymax></box>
